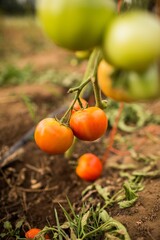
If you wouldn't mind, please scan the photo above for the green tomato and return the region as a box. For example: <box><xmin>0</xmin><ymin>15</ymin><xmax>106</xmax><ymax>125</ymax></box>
<box><xmin>103</xmin><ymin>11</ymin><xmax>160</xmax><ymax>71</ymax></box>
<box><xmin>128</xmin><ymin>63</ymin><xmax>160</xmax><ymax>100</ymax></box>
<box><xmin>36</xmin><ymin>0</ymin><xmax>116</xmax><ymax>51</ymax></box>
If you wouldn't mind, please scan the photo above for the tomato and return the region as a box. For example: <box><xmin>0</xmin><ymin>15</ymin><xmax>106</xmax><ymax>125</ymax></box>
<box><xmin>70</xmin><ymin>107</ymin><xmax>108</xmax><ymax>141</ymax></box>
<box><xmin>76</xmin><ymin>153</ymin><xmax>103</xmax><ymax>181</ymax></box>
<box><xmin>97</xmin><ymin>60</ymin><xmax>134</xmax><ymax>102</ymax></box>
<box><xmin>34</xmin><ymin>118</ymin><xmax>74</xmax><ymax>154</ymax></box>
<box><xmin>71</xmin><ymin>98</ymin><xmax>88</xmax><ymax>114</ymax></box>
<box><xmin>103</xmin><ymin>11</ymin><xmax>160</xmax><ymax>71</ymax></box>
<box><xmin>126</xmin><ymin>63</ymin><xmax>160</xmax><ymax>100</ymax></box>
<box><xmin>75</xmin><ymin>50</ymin><xmax>91</xmax><ymax>60</ymax></box>
<box><xmin>98</xmin><ymin>60</ymin><xmax>160</xmax><ymax>102</ymax></box>
<box><xmin>25</xmin><ymin>228</ymin><xmax>49</xmax><ymax>239</ymax></box>
<box><xmin>36</xmin><ymin>0</ymin><xmax>116</xmax><ymax>51</ymax></box>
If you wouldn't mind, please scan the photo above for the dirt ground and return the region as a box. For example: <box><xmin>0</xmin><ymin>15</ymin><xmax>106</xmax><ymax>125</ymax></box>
<box><xmin>0</xmin><ymin>16</ymin><xmax>160</xmax><ymax>240</ymax></box>
<box><xmin>0</xmin><ymin>84</ymin><xmax>160</xmax><ymax>240</ymax></box>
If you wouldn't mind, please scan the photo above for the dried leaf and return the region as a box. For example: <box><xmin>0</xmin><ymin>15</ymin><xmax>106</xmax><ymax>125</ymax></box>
<box><xmin>81</xmin><ymin>210</ymin><xmax>90</xmax><ymax>228</ymax></box>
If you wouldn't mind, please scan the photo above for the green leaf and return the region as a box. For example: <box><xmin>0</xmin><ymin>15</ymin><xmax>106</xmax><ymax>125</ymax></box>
<box><xmin>15</xmin><ymin>218</ymin><xmax>25</xmax><ymax>230</ymax></box>
<box><xmin>70</xmin><ymin>228</ymin><xmax>77</xmax><ymax>240</ymax></box>
<box><xmin>4</xmin><ymin>221</ymin><xmax>12</xmax><ymax>230</ymax></box>
<box><xmin>99</xmin><ymin>210</ymin><xmax>110</xmax><ymax>223</ymax></box>
<box><xmin>60</xmin><ymin>222</ymin><xmax>70</xmax><ymax>229</ymax></box>
<box><xmin>95</xmin><ymin>184</ymin><xmax>110</xmax><ymax>202</ymax></box>
<box><xmin>54</xmin><ymin>209</ymin><xmax>63</xmax><ymax>240</ymax></box>
<box><xmin>0</xmin><ymin>233</ymin><xmax>8</xmax><ymax>237</ymax></box>
<box><xmin>81</xmin><ymin>210</ymin><xmax>90</xmax><ymax>229</ymax></box>
<box><xmin>123</xmin><ymin>181</ymin><xmax>138</xmax><ymax>200</ymax></box>
<box><xmin>118</xmin><ymin>197</ymin><xmax>138</xmax><ymax>209</ymax></box>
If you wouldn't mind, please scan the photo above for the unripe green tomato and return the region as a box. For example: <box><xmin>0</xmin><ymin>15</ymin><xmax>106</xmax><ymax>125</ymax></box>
<box><xmin>128</xmin><ymin>63</ymin><xmax>160</xmax><ymax>100</ymax></box>
<box><xmin>103</xmin><ymin>11</ymin><xmax>160</xmax><ymax>71</ymax></box>
<box><xmin>36</xmin><ymin>0</ymin><xmax>116</xmax><ymax>51</ymax></box>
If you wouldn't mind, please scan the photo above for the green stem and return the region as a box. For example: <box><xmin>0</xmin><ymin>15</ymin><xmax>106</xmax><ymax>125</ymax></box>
<box><xmin>81</xmin><ymin>219</ymin><xmax>130</xmax><ymax>240</ymax></box>
<box><xmin>60</xmin><ymin>48</ymin><xmax>103</xmax><ymax>124</ymax></box>
<box><xmin>68</xmin><ymin>78</ymin><xmax>91</xmax><ymax>94</ymax></box>
<box><xmin>91</xmin><ymin>75</ymin><xmax>104</xmax><ymax>109</ymax></box>
<box><xmin>64</xmin><ymin>137</ymin><xmax>77</xmax><ymax>159</ymax></box>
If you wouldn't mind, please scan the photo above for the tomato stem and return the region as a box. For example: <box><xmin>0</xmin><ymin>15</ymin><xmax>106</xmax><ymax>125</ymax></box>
<box><xmin>64</xmin><ymin>137</ymin><xmax>77</xmax><ymax>159</ymax></box>
<box><xmin>91</xmin><ymin>75</ymin><xmax>107</xmax><ymax>109</ymax></box>
<box><xmin>60</xmin><ymin>48</ymin><xmax>103</xmax><ymax>124</ymax></box>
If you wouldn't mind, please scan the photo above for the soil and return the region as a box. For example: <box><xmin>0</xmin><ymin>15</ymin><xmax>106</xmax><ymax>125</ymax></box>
<box><xmin>0</xmin><ymin>16</ymin><xmax>160</xmax><ymax>240</ymax></box>
<box><xmin>0</xmin><ymin>83</ymin><xmax>160</xmax><ymax>240</ymax></box>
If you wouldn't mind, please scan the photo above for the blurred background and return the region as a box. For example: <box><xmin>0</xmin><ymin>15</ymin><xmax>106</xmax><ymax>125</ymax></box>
<box><xmin>0</xmin><ymin>0</ymin><xmax>35</xmax><ymax>15</ymax></box>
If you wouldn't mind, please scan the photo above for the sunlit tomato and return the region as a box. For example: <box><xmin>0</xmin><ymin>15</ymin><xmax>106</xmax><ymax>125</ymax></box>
<box><xmin>34</xmin><ymin>118</ymin><xmax>74</xmax><ymax>154</ymax></box>
<box><xmin>36</xmin><ymin>0</ymin><xmax>116</xmax><ymax>51</ymax></box>
<box><xmin>70</xmin><ymin>107</ymin><xmax>108</xmax><ymax>141</ymax></box>
<box><xmin>97</xmin><ymin>60</ymin><xmax>134</xmax><ymax>102</ymax></box>
<box><xmin>76</xmin><ymin>153</ymin><xmax>103</xmax><ymax>181</ymax></box>
<box><xmin>103</xmin><ymin>11</ymin><xmax>160</xmax><ymax>71</ymax></box>
<box><xmin>25</xmin><ymin>228</ymin><xmax>49</xmax><ymax>239</ymax></box>
<box><xmin>71</xmin><ymin>98</ymin><xmax>88</xmax><ymax>114</ymax></box>
<box><xmin>98</xmin><ymin>60</ymin><xmax>160</xmax><ymax>102</ymax></box>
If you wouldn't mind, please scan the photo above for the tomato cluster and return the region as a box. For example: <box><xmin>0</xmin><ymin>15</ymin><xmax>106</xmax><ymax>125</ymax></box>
<box><xmin>34</xmin><ymin>100</ymin><xmax>106</xmax><ymax>181</ymax></box>
<box><xmin>36</xmin><ymin>1</ymin><xmax>160</xmax><ymax>102</ymax></box>
<box><xmin>35</xmin><ymin>104</ymin><xmax>108</xmax><ymax>153</ymax></box>
<box><xmin>35</xmin><ymin>1</ymin><xmax>160</xmax><ymax>182</ymax></box>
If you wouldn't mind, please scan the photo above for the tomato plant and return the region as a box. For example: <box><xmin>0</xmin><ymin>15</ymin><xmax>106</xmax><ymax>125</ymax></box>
<box><xmin>98</xmin><ymin>60</ymin><xmax>160</xmax><ymax>102</ymax></box>
<box><xmin>76</xmin><ymin>153</ymin><xmax>103</xmax><ymax>181</ymax></box>
<box><xmin>36</xmin><ymin>0</ymin><xmax>116</xmax><ymax>51</ymax></box>
<box><xmin>72</xmin><ymin>98</ymin><xmax>88</xmax><ymax>114</ymax></box>
<box><xmin>70</xmin><ymin>106</ymin><xmax>108</xmax><ymax>141</ymax></box>
<box><xmin>34</xmin><ymin>118</ymin><xmax>74</xmax><ymax>154</ymax></box>
<box><xmin>103</xmin><ymin>10</ymin><xmax>160</xmax><ymax>71</ymax></box>
<box><xmin>25</xmin><ymin>228</ymin><xmax>49</xmax><ymax>239</ymax></box>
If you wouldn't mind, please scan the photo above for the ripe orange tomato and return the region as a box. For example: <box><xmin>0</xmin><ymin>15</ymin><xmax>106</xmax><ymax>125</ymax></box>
<box><xmin>71</xmin><ymin>98</ymin><xmax>88</xmax><ymax>114</ymax></box>
<box><xmin>34</xmin><ymin>118</ymin><xmax>74</xmax><ymax>154</ymax></box>
<box><xmin>70</xmin><ymin>107</ymin><xmax>108</xmax><ymax>141</ymax></box>
<box><xmin>97</xmin><ymin>60</ymin><xmax>134</xmax><ymax>102</ymax></box>
<box><xmin>76</xmin><ymin>153</ymin><xmax>103</xmax><ymax>181</ymax></box>
<box><xmin>25</xmin><ymin>228</ymin><xmax>49</xmax><ymax>239</ymax></box>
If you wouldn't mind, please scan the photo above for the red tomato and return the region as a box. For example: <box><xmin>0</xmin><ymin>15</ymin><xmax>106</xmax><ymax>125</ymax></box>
<box><xmin>72</xmin><ymin>98</ymin><xmax>88</xmax><ymax>114</ymax></box>
<box><xmin>76</xmin><ymin>153</ymin><xmax>103</xmax><ymax>181</ymax></box>
<box><xmin>70</xmin><ymin>107</ymin><xmax>108</xmax><ymax>141</ymax></box>
<box><xmin>25</xmin><ymin>228</ymin><xmax>49</xmax><ymax>239</ymax></box>
<box><xmin>34</xmin><ymin>118</ymin><xmax>74</xmax><ymax>154</ymax></box>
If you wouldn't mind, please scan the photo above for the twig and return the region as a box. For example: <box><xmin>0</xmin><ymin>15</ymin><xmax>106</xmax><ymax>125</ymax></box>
<box><xmin>0</xmin><ymin>148</ymin><xmax>24</xmax><ymax>168</ymax></box>
<box><xmin>17</xmin><ymin>185</ymin><xmax>58</xmax><ymax>193</ymax></box>
<box><xmin>102</xmin><ymin>102</ymin><xmax>124</xmax><ymax>164</ymax></box>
